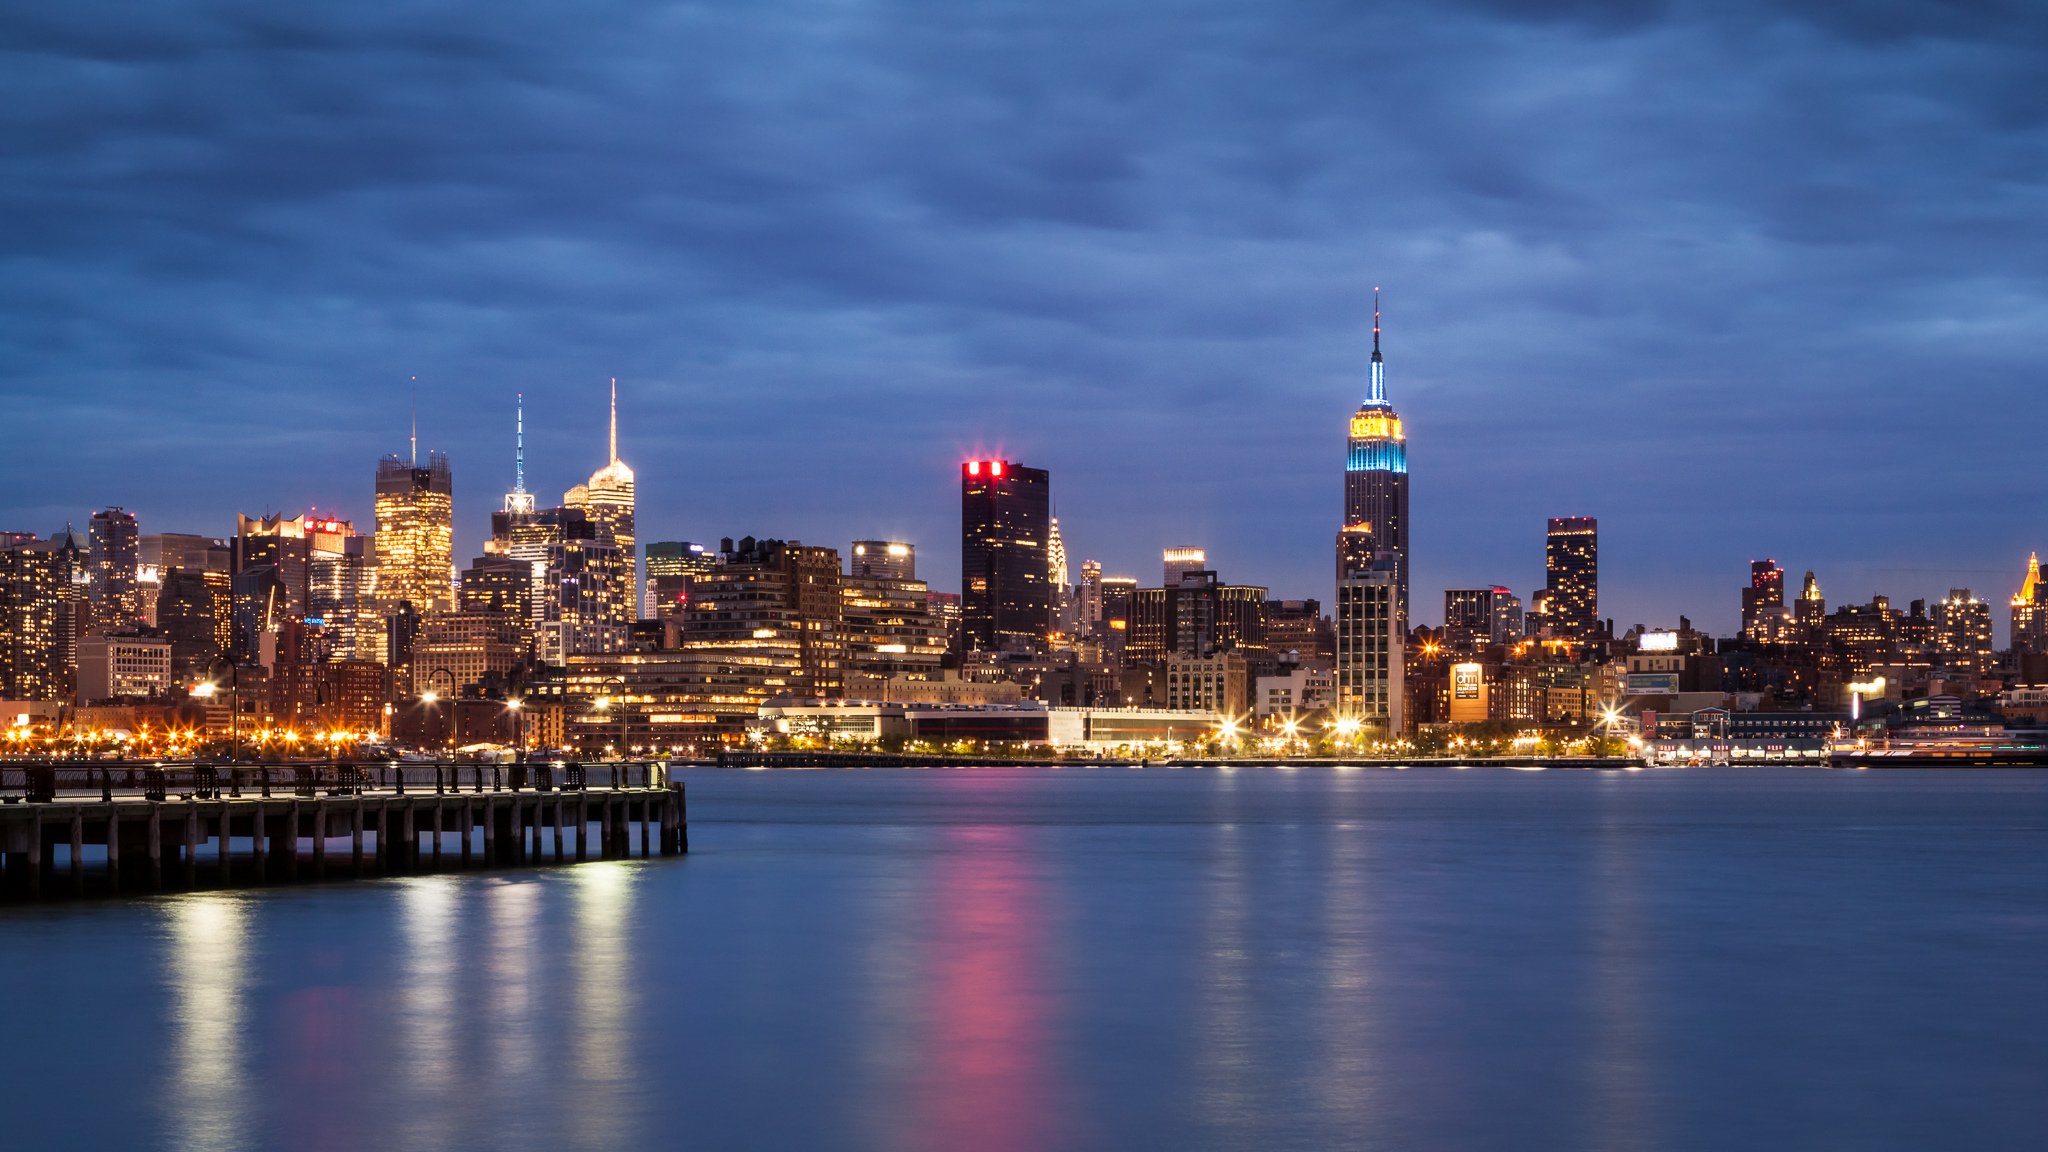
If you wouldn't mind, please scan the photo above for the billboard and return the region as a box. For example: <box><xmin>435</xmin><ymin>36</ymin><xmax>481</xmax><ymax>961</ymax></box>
<box><xmin>1452</xmin><ymin>663</ymin><xmax>1483</xmax><ymax>699</ymax></box>
<box><xmin>1450</xmin><ymin>663</ymin><xmax>1487</xmax><ymax>723</ymax></box>
<box><xmin>1627</xmin><ymin>672</ymin><xmax>1682</xmax><ymax>695</ymax></box>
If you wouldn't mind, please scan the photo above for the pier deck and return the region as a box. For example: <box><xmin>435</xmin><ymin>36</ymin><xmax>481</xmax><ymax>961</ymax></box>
<box><xmin>0</xmin><ymin>761</ymin><xmax>685</xmax><ymax>901</ymax></box>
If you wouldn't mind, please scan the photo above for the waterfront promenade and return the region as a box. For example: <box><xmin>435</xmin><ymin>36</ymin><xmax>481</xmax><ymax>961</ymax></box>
<box><xmin>0</xmin><ymin>760</ymin><xmax>686</xmax><ymax>900</ymax></box>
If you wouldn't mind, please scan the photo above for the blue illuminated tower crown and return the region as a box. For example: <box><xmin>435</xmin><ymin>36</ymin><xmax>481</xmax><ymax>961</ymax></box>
<box><xmin>1346</xmin><ymin>289</ymin><xmax>1407</xmax><ymax>474</ymax></box>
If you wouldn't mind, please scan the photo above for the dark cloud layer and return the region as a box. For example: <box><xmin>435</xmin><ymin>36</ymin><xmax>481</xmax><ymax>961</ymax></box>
<box><xmin>3</xmin><ymin>0</ymin><xmax>2045</xmax><ymax>634</ymax></box>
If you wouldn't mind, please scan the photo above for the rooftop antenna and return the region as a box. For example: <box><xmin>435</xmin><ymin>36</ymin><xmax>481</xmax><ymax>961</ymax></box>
<box><xmin>609</xmin><ymin>377</ymin><xmax>619</xmax><ymax>464</ymax></box>
<box><xmin>515</xmin><ymin>392</ymin><xmax>527</xmax><ymax>493</ymax></box>
<box><xmin>409</xmin><ymin>376</ymin><xmax>418</xmax><ymax>467</ymax></box>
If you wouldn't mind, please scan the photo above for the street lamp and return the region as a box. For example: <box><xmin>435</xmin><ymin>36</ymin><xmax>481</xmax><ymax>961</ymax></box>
<box><xmin>424</xmin><ymin>667</ymin><xmax>456</xmax><ymax>752</ymax></box>
<box><xmin>505</xmin><ymin>697</ymin><xmax>524</xmax><ymax>762</ymax></box>
<box><xmin>193</xmin><ymin>658</ymin><xmax>241</xmax><ymax>761</ymax></box>
<box><xmin>597</xmin><ymin>675</ymin><xmax>626</xmax><ymax>761</ymax></box>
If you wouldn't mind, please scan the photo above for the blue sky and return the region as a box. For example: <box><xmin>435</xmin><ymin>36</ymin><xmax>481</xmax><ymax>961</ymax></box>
<box><xmin>3</xmin><ymin>1</ymin><xmax>2043</xmax><ymax>636</ymax></box>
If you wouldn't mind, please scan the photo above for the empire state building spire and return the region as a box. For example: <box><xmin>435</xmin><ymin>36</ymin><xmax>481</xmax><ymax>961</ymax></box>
<box><xmin>1367</xmin><ymin>287</ymin><xmax>1386</xmax><ymax>406</ymax></box>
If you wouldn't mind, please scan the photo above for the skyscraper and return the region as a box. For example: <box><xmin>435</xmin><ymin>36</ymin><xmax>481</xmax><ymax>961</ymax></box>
<box><xmin>374</xmin><ymin>449</ymin><xmax>455</xmax><ymax>620</ymax></box>
<box><xmin>1742</xmin><ymin>559</ymin><xmax>1788</xmax><ymax>639</ymax></box>
<box><xmin>1545</xmin><ymin>516</ymin><xmax>1599</xmax><ymax>640</ymax></box>
<box><xmin>645</xmin><ymin>540</ymin><xmax>717</xmax><ymax>619</ymax></box>
<box><xmin>1443</xmin><ymin>587</ymin><xmax>1523</xmax><ymax>651</ymax></box>
<box><xmin>2013</xmin><ymin>554</ymin><xmax>2047</xmax><ymax>656</ymax></box>
<box><xmin>1336</xmin><ymin>555</ymin><xmax>1404</xmax><ymax>734</ymax></box>
<box><xmin>565</xmin><ymin>379</ymin><xmax>637</xmax><ymax>618</ymax></box>
<box><xmin>1337</xmin><ymin>291</ymin><xmax>1409</xmax><ymax>622</ymax></box>
<box><xmin>1163</xmin><ymin>547</ymin><xmax>1207</xmax><ymax>588</ymax></box>
<box><xmin>88</xmin><ymin>507</ymin><xmax>139</xmax><ymax>632</ymax></box>
<box><xmin>1931</xmin><ymin>589</ymin><xmax>1994</xmax><ymax>673</ymax></box>
<box><xmin>1</xmin><ymin>532</ymin><xmax>85</xmax><ymax>700</ymax></box>
<box><xmin>504</xmin><ymin>392</ymin><xmax>536</xmax><ymax>516</ymax></box>
<box><xmin>1794</xmin><ymin>570</ymin><xmax>1826</xmax><ymax>629</ymax></box>
<box><xmin>961</xmin><ymin>458</ymin><xmax>1052</xmax><ymax>652</ymax></box>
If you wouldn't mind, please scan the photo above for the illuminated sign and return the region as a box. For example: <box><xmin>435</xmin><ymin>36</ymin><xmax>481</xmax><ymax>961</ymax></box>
<box><xmin>1452</xmin><ymin>663</ymin><xmax>1483</xmax><ymax>700</ymax></box>
<box><xmin>1638</xmin><ymin>631</ymin><xmax>1680</xmax><ymax>652</ymax></box>
<box><xmin>1628</xmin><ymin>673</ymin><xmax>1682</xmax><ymax>694</ymax></box>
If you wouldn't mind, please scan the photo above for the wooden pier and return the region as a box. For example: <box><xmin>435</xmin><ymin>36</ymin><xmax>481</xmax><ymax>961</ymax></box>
<box><xmin>0</xmin><ymin>761</ymin><xmax>686</xmax><ymax>901</ymax></box>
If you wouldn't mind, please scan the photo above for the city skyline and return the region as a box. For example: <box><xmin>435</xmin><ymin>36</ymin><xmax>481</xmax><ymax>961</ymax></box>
<box><xmin>4</xmin><ymin>3</ymin><xmax>2044</xmax><ymax>635</ymax></box>
<box><xmin>2</xmin><ymin>367</ymin><xmax>2039</xmax><ymax>643</ymax></box>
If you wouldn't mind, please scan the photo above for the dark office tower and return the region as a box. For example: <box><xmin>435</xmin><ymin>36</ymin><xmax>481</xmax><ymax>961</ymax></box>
<box><xmin>961</xmin><ymin>459</ymin><xmax>1053</xmax><ymax>652</ymax></box>
<box><xmin>1337</xmin><ymin>292</ymin><xmax>1409</xmax><ymax>621</ymax></box>
<box><xmin>644</xmin><ymin>541</ymin><xmax>717</xmax><ymax>619</ymax></box>
<box><xmin>89</xmin><ymin>507</ymin><xmax>140</xmax><ymax>631</ymax></box>
<box><xmin>157</xmin><ymin>568</ymin><xmax>231</xmax><ymax>684</ymax></box>
<box><xmin>1742</xmin><ymin>560</ymin><xmax>1788</xmax><ymax>639</ymax></box>
<box><xmin>1545</xmin><ymin>517</ymin><xmax>1598</xmax><ymax>640</ymax></box>
<box><xmin>1444</xmin><ymin>587</ymin><xmax>1524</xmax><ymax>651</ymax></box>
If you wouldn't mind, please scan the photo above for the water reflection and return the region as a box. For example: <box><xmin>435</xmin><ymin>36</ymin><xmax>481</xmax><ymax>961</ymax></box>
<box><xmin>1315</xmin><ymin>824</ymin><xmax>1375</xmax><ymax>1134</ymax></box>
<box><xmin>1196</xmin><ymin>815</ymin><xmax>1259</xmax><ymax>1141</ymax></box>
<box><xmin>1588</xmin><ymin>789</ymin><xmax>1658</xmax><ymax>1149</ymax></box>
<box><xmin>914</xmin><ymin>825</ymin><xmax>1059</xmax><ymax>1152</ymax></box>
<box><xmin>485</xmin><ymin>879</ymin><xmax>540</xmax><ymax>1089</ymax></box>
<box><xmin>568</xmin><ymin>863</ymin><xmax>638</xmax><ymax>1150</ymax></box>
<box><xmin>396</xmin><ymin>877</ymin><xmax>461</xmax><ymax>1149</ymax></box>
<box><xmin>165</xmin><ymin>894</ymin><xmax>251</xmax><ymax>1152</ymax></box>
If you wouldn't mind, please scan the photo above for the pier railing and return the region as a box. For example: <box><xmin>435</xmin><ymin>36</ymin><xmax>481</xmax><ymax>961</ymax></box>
<box><xmin>0</xmin><ymin>760</ymin><xmax>667</xmax><ymax>805</ymax></box>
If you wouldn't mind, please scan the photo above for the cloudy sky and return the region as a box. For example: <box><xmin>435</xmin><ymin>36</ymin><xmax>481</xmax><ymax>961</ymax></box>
<box><xmin>3</xmin><ymin>0</ymin><xmax>2043</xmax><ymax>636</ymax></box>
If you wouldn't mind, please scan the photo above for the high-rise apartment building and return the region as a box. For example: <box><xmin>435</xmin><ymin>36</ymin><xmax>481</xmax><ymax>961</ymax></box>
<box><xmin>0</xmin><ymin>532</ymin><xmax>85</xmax><ymax>701</ymax></box>
<box><xmin>564</xmin><ymin>380</ymin><xmax>638</xmax><ymax>617</ymax></box>
<box><xmin>841</xmin><ymin>561</ymin><xmax>946</xmax><ymax>684</ymax></box>
<box><xmin>1266</xmin><ymin>599</ymin><xmax>1335</xmax><ymax>663</ymax></box>
<box><xmin>1336</xmin><ymin>556</ymin><xmax>1404</xmax><ymax>734</ymax></box>
<box><xmin>1930</xmin><ymin>588</ymin><xmax>1994</xmax><ymax>673</ymax></box>
<box><xmin>76</xmin><ymin>633</ymin><xmax>172</xmax><ymax>702</ymax></box>
<box><xmin>678</xmin><ymin>538</ymin><xmax>842</xmax><ymax>697</ymax></box>
<box><xmin>1124</xmin><ymin>569</ymin><xmax>1270</xmax><ymax>664</ymax></box>
<box><xmin>961</xmin><ymin>459</ymin><xmax>1053</xmax><ymax>652</ymax></box>
<box><xmin>88</xmin><ymin>507</ymin><xmax>140</xmax><ymax>632</ymax></box>
<box><xmin>1545</xmin><ymin>517</ymin><xmax>1599</xmax><ymax>640</ymax></box>
<box><xmin>460</xmin><ymin>554</ymin><xmax>536</xmax><ymax>628</ymax></box>
<box><xmin>411</xmin><ymin>610</ymin><xmax>523</xmax><ymax>696</ymax></box>
<box><xmin>1337</xmin><ymin>293</ymin><xmax>1409</xmax><ymax>621</ymax></box>
<box><xmin>850</xmin><ymin>541</ymin><xmax>916</xmax><ymax>581</ymax></box>
<box><xmin>374</xmin><ymin>450</ymin><xmax>455</xmax><ymax>620</ymax></box>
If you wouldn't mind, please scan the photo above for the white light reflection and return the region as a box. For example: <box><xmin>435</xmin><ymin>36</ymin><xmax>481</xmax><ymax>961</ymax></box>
<box><xmin>486</xmin><ymin>879</ymin><xmax>541</xmax><ymax>1087</ymax></box>
<box><xmin>570</xmin><ymin>863</ymin><xmax>638</xmax><ymax>1150</ymax></box>
<box><xmin>1314</xmin><ymin>822</ymin><xmax>1376</xmax><ymax>1132</ymax></box>
<box><xmin>1196</xmin><ymin>819</ymin><xmax>1255</xmax><ymax>1137</ymax></box>
<box><xmin>396</xmin><ymin>876</ymin><xmax>461</xmax><ymax>1149</ymax></box>
<box><xmin>1589</xmin><ymin>799</ymin><xmax>1658</xmax><ymax>1149</ymax></box>
<box><xmin>165</xmin><ymin>894</ymin><xmax>252</xmax><ymax>1152</ymax></box>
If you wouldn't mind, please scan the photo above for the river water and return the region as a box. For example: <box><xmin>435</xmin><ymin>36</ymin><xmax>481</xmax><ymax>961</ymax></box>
<box><xmin>3</xmin><ymin>765</ymin><xmax>2045</xmax><ymax>1151</ymax></box>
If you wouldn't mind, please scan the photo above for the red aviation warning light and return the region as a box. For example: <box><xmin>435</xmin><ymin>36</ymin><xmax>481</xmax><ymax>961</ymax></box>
<box><xmin>991</xmin><ymin>460</ymin><xmax>1005</xmax><ymax>477</ymax></box>
<box><xmin>967</xmin><ymin>460</ymin><xmax>981</xmax><ymax>476</ymax></box>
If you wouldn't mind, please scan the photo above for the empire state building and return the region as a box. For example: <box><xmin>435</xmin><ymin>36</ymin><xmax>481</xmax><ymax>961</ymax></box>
<box><xmin>1337</xmin><ymin>291</ymin><xmax>1409</xmax><ymax>620</ymax></box>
